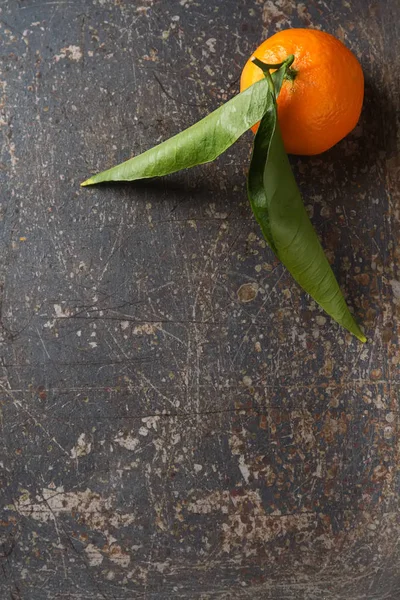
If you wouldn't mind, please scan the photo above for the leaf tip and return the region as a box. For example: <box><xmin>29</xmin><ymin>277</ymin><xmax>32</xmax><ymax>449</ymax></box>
<box><xmin>354</xmin><ymin>329</ymin><xmax>367</xmax><ymax>343</ymax></box>
<box><xmin>80</xmin><ymin>178</ymin><xmax>94</xmax><ymax>187</ymax></box>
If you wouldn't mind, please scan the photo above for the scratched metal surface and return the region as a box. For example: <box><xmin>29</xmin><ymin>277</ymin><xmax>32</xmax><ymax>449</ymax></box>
<box><xmin>0</xmin><ymin>1</ymin><xmax>398</xmax><ymax>599</ymax></box>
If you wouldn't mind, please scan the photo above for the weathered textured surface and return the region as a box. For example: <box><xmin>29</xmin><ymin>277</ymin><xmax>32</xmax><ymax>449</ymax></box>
<box><xmin>0</xmin><ymin>1</ymin><xmax>398</xmax><ymax>598</ymax></box>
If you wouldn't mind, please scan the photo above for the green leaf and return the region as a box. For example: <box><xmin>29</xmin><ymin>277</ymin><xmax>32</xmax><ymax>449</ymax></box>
<box><xmin>81</xmin><ymin>77</ymin><xmax>273</xmax><ymax>186</ymax></box>
<box><xmin>247</xmin><ymin>101</ymin><xmax>366</xmax><ymax>342</ymax></box>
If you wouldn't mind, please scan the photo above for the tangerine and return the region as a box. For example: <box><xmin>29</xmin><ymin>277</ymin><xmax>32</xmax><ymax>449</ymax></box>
<box><xmin>240</xmin><ymin>28</ymin><xmax>364</xmax><ymax>155</ymax></box>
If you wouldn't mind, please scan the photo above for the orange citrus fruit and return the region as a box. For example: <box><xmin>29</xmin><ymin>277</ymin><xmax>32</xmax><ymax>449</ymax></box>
<box><xmin>240</xmin><ymin>28</ymin><xmax>364</xmax><ymax>155</ymax></box>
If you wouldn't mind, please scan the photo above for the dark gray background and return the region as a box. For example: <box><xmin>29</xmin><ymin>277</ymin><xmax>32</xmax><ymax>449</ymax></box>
<box><xmin>0</xmin><ymin>1</ymin><xmax>398</xmax><ymax>598</ymax></box>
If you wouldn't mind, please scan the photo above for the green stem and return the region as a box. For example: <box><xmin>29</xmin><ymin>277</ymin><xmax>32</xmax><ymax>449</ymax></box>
<box><xmin>265</xmin><ymin>68</ymin><xmax>276</xmax><ymax>99</ymax></box>
<box><xmin>251</xmin><ymin>57</ymin><xmax>287</xmax><ymax>72</ymax></box>
<box><xmin>252</xmin><ymin>54</ymin><xmax>295</xmax><ymax>73</ymax></box>
<box><xmin>252</xmin><ymin>55</ymin><xmax>296</xmax><ymax>94</ymax></box>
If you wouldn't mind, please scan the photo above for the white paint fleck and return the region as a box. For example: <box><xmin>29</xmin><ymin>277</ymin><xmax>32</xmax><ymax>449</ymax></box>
<box><xmin>390</xmin><ymin>280</ymin><xmax>400</xmax><ymax>303</ymax></box>
<box><xmin>138</xmin><ymin>426</ymin><xmax>149</xmax><ymax>437</ymax></box>
<box><xmin>242</xmin><ymin>376</ymin><xmax>252</xmax><ymax>387</ymax></box>
<box><xmin>238</xmin><ymin>454</ymin><xmax>250</xmax><ymax>483</ymax></box>
<box><xmin>206</xmin><ymin>38</ymin><xmax>217</xmax><ymax>53</ymax></box>
<box><xmin>114</xmin><ymin>432</ymin><xmax>139</xmax><ymax>451</ymax></box>
<box><xmin>54</xmin><ymin>45</ymin><xmax>83</xmax><ymax>62</ymax></box>
<box><xmin>260</xmin><ymin>0</ymin><xmax>286</xmax><ymax>21</ymax></box>
<box><xmin>142</xmin><ymin>415</ymin><xmax>160</xmax><ymax>430</ymax></box>
<box><xmin>314</xmin><ymin>460</ymin><xmax>323</xmax><ymax>478</ymax></box>
<box><xmin>85</xmin><ymin>543</ymin><xmax>103</xmax><ymax>566</ymax></box>
<box><xmin>386</xmin><ymin>412</ymin><xmax>395</xmax><ymax>423</ymax></box>
<box><xmin>229</xmin><ymin>432</ymin><xmax>244</xmax><ymax>456</ymax></box>
<box><xmin>384</xmin><ymin>426</ymin><xmax>393</xmax><ymax>439</ymax></box>
<box><xmin>194</xmin><ymin>464</ymin><xmax>203</xmax><ymax>473</ymax></box>
<box><xmin>154</xmin><ymin>561</ymin><xmax>170</xmax><ymax>573</ymax></box>
<box><xmin>70</xmin><ymin>433</ymin><xmax>92</xmax><ymax>459</ymax></box>
<box><xmin>54</xmin><ymin>304</ymin><xmax>71</xmax><ymax>318</ymax></box>
<box><xmin>108</xmin><ymin>545</ymin><xmax>131</xmax><ymax>567</ymax></box>
<box><xmin>137</xmin><ymin>6</ymin><xmax>150</xmax><ymax>14</ymax></box>
<box><xmin>133</xmin><ymin>323</ymin><xmax>159</xmax><ymax>335</ymax></box>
